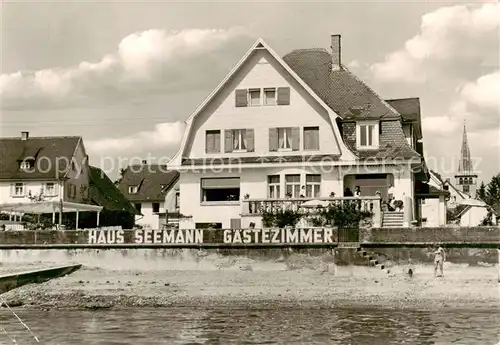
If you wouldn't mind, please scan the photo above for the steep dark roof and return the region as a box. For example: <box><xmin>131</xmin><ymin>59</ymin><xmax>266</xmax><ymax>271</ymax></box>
<box><xmin>118</xmin><ymin>164</ymin><xmax>179</xmax><ymax>202</ymax></box>
<box><xmin>282</xmin><ymin>49</ymin><xmax>420</xmax><ymax>160</ymax></box>
<box><xmin>88</xmin><ymin>166</ymin><xmax>139</xmax><ymax>214</ymax></box>
<box><xmin>0</xmin><ymin>136</ymin><xmax>80</xmax><ymax>180</ymax></box>
<box><xmin>386</xmin><ymin>98</ymin><xmax>422</xmax><ymax>139</ymax></box>
<box><xmin>283</xmin><ymin>49</ymin><xmax>400</xmax><ymax>120</ymax></box>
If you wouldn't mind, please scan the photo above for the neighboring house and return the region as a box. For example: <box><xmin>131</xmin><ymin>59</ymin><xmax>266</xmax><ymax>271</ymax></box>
<box><xmin>414</xmin><ymin>170</ymin><xmax>449</xmax><ymax>227</ymax></box>
<box><xmin>85</xmin><ymin>166</ymin><xmax>139</xmax><ymax>229</ymax></box>
<box><xmin>118</xmin><ymin>162</ymin><xmax>179</xmax><ymax>229</ymax></box>
<box><xmin>0</xmin><ymin>131</ymin><xmax>91</xmax><ymax>206</ymax></box>
<box><xmin>168</xmin><ymin>35</ymin><xmax>429</xmax><ymax>229</ymax></box>
<box><xmin>456</xmin><ymin>199</ymin><xmax>498</xmax><ymax>226</ymax></box>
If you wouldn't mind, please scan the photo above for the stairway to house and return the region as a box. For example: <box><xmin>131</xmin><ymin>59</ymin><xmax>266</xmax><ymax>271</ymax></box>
<box><xmin>355</xmin><ymin>247</ymin><xmax>391</xmax><ymax>274</ymax></box>
<box><xmin>382</xmin><ymin>211</ymin><xmax>404</xmax><ymax>227</ymax></box>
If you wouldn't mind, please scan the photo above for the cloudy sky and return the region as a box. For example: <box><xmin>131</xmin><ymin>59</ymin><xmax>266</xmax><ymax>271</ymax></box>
<box><xmin>1</xmin><ymin>0</ymin><xmax>499</xmax><ymax>182</ymax></box>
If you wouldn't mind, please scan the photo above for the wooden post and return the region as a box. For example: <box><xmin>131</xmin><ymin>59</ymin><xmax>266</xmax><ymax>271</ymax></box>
<box><xmin>497</xmin><ymin>249</ymin><xmax>500</xmax><ymax>283</ymax></box>
<box><xmin>403</xmin><ymin>196</ymin><xmax>412</xmax><ymax>227</ymax></box>
<box><xmin>76</xmin><ymin>211</ymin><xmax>79</xmax><ymax>230</ymax></box>
<box><xmin>96</xmin><ymin>211</ymin><xmax>100</xmax><ymax>227</ymax></box>
<box><xmin>373</xmin><ymin>196</ymin><xmax>381</xmax><ymax>228</ymax></box>
<box><xmin>59</xmin><ymin>198</ymin><xmax>63</xmax><ymax>229</ymax></box>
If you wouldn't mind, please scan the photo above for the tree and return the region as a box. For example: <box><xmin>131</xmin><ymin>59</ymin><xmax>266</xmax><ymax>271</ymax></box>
<box><xmin>485</xmin><ymin>174</ymin><xmax>500</xmax><ymax>206</ymax></box>
<box><xmin>477</xmin><ymin>181</ymin><xmax>487</xmax><ymax>200</ymax></box>
<box><xmin>114</xmin><ymin>168</ymin><xmax>127</xmax><ymax>186</ymax></box>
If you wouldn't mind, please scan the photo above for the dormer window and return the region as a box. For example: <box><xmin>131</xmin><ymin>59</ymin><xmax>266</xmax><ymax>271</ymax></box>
<box><xmin>356</xmin><ymin>121</ymin><xmax>379</xmax><ymax>149</ymax></box>
<box><xmin>19</xmin><ymin>159</ymin><xmax>34</xmax><ymax>171</ymax></box>
<box><xmin>128</xmin><ymin>186</ymin><xmax>138</xmax><ymax>194</ymax></box>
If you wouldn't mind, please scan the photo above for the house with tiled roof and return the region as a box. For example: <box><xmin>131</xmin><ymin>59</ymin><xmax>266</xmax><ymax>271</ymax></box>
<box><xmin>117</xmin><ymin>162</ymin><xmax>179</xmax><ymax>229</ymax></box>
<box><xmin>0</xmin><ymin>131</ymin><xmax>91</xmax><ymax>205</ymax></box>
<box><xmin>169</xmin><ymin>35</ymin><xmax>429</xmax><ymax>229</ymax></box>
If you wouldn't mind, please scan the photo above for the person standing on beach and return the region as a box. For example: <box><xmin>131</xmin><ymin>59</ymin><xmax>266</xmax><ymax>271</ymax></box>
<box><xmin>434</xmin><ymin>245</ymin><xmax>446</xmax><ymax>277</ymax></box>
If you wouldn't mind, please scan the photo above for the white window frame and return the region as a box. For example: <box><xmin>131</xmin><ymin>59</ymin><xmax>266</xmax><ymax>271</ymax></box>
<box><xmin>278</xmin><ymin>127</ymin><xmax>292</xmax><ymax>150</ymax></box>
<box><xmin>268</xmin><ymin>175</ymin><xmax>281</xmax><ymax>199</ymax></box>
<box><xmin>129</xmin><ymin>186</ymin><xmax>138</xmax><ymax>194</ymax></box>
<box><xmin>305</xmin><ymin>174</ymin><xmax>321</xmax><ymax>198</ymax></box>
<box><xmin>43</xmin><ymin>182</ymin><xmax>57</xmax><ymax>196</ymax></box>
<box><xmin>263</xmin><ymin>87</ymin><xmax>277</xmax><ymax>106</ymax></box>
<box><xmin>20</xmin><ymin>161</ymin><xmax>32</xmax><ymax>171</ymax></box>
<box><xmin>11</xmin><ymin>183</ymin><xmax>25</xmax><ymax>197</ymax></box>
<box><xmin>356</xmin><ymin>121</ymin><xmax>379</xmax><ymax>149</ymax></box>
<box><xmin>285</xmin><ymin>174</ymin><xmax>301</xmax><ymax>198</ymax></box>
<box><xmin>231</xmin><ymin>129</ymin><xmax>247</xmax><ymax>152</ymax></box>
<box><xmin>248</xmin><ymin>89</ymin><xmax>261</xmax><ymax>106</ymax></box>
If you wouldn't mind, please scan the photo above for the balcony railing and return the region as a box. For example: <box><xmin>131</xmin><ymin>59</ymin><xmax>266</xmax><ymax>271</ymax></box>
<box><xmin>242</xmin><ymin>196</ymin><xmax>381</xmax><ymax>216</ymax></box>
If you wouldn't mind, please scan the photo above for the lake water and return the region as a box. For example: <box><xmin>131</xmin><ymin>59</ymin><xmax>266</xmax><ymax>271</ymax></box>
<box><xmin>0</xmin><ymin>307</ymin><xmax>498</xmax><ymax>344</ymax></box>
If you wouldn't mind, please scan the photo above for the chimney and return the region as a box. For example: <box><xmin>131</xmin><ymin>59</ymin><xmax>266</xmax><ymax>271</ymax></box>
<box><xmin>21</xmin><ymin>131</ymin><xmax>29</xmax><ymax>140</ymax></box>
<box><xmin>331</xmin><ymin>34</ymin><xmax>341</xmax><ymax>71</ymax></box>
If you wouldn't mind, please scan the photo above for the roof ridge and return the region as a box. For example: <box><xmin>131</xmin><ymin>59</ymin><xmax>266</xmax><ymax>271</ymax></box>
<box><xmin>385</xmin><ymin>97</ymin><xmax>420</xmax><ymax>102</ymax></box>
<box><xmin>0</xmin><ymin>135</ymin><xmax>81</xmax><ymax>140</ymax></box>
<box><xmin>287</xmin><ymin>48</ymin><xmax>329</xmax><ymax>54</ymax></box>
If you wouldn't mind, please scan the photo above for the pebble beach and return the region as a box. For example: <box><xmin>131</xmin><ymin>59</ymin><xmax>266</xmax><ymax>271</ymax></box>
<box><xmin>1</xmin><ymin>254</ymin><xmax>499</xmax><ymax>311</ymax></box>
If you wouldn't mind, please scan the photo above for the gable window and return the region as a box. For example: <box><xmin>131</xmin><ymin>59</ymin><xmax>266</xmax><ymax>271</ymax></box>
<box><xmin>129</xmin><ymin>186</ymin><xmax>138</xmax><ymax>194</ymax></box>
<box><xmin>285</xmin><ymin>174</ymin><xmax>301</xmax><ymax>198</ymax></box>
<box><xmin>205</xmin><ymin>130</ymin><xmax>221</xmax><ymax>153</ymax></box>
<box><xmin>463</xmin><ymin>185</ymin><xmax>470</xmax><ymax>193</ymax></box>
<box><xmin>201</xmin><ymin>178</ymin><xmax>240</xmax><ymax>203</ymax></box>
<box><xmin>264</xmin><ymin>88</ymin><xmax>276</xmax><ymax>105</ymax></box>
<box><xmin>249</xmin><ymin>89</ymin><xmax>261</xmax><ymax>106</ymax></box>
<box><xmin>225</xmin><ymin>129</ymin><xmax>254</xmax><ymax>153</ymax></box>
<box><xmin>152</xmin><ymin>202</ymin><xmax>160</xmax><ymax>213</ymax></box>
<box><xmin>43</xmin><ymin>182</ymin><xmax>56</xmax><ymax>196</ymax></box>
<box><xmin>19</xmin><ymin>160</ymin><xmax>34</xmax><ymax>171</ymax></box>
<box><xmin>303</xmin><ymin>127</ymin><xmax>320</xmax><ymax>150</ymax></box>
<box><xmin>268</xmin><ymin>175</ymin><xmax>280</xmax><ymax>199</ymax></box>
<box><xmin>305</xmin><ymin>174</ymin><xmax>321</xmax><ymax>198</ymax></box>
<box><xmin>269</xmin><ymin>127</ymin><xmax>300</xmax><ymax>151</ymax></box>
<box><xmin>356</xmin><ymin>121</ymin><xmax>379</xmax><ymax>149</ymax></box>
<box><xmin>10</xmin><ymin>183</ymin><xmax>25</xmax><ymax>197</ymax></box>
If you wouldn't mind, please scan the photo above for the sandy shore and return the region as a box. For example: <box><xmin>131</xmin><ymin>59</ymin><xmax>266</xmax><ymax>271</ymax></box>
<box><xmin>1</xmin><ymin>255</ymin><xmax>499</xmax><ymax>311</ymax></box>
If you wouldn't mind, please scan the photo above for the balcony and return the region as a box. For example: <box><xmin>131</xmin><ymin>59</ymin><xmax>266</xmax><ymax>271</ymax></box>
<box><xmin>242</xmin><ymin>196</ymin><xmax>382</xmax><ymax>227</ymax></box>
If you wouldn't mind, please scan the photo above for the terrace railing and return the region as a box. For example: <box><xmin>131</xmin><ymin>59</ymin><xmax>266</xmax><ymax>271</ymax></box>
<box><xmin>242</xmin><ymin>196</ymin><xmax>382</xmax><ymax>227</ymax></box>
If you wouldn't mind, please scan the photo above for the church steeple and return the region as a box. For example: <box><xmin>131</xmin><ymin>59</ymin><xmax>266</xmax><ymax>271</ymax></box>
<box><xmin>458</xmin><ymin>122</ymin><xmax>473</xmax><ymax>175</ymax></box>
<box><xmin>455</xmin><ymin>121</ymin><xmax>477</xmax><ymax>197</ymax></box>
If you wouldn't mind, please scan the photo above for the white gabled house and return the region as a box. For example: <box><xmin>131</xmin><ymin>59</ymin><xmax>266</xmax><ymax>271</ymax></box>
<box><xmin>169</xmin><ymin>35</ymin><xmax>427</xmax><ymax>229</ymax></box>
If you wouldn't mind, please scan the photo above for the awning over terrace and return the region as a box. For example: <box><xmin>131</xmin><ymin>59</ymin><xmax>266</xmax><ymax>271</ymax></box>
<box><xmin>0</xmin><ymin>201</ymin><xmax>103</xmax><ymax>229</ymax></box>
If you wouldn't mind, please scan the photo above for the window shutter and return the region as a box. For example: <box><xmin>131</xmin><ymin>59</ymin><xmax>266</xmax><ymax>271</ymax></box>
<box><xmin>291</xmin><ymin>127</ymin><xmax>300</xmax><ymax>151</ymax></box>
<box><xmin>277</xmin><ymin>87</ymin><xmax>290</xmax><ymax>105</ymax></box>
<box><xmin>303</xmin><ymin>129</ymin><xmax>311</xmax><ymax>150</ymax></box>
<box><xmin>235</xmin><ymin>89</ymin><xmax>248</xmax><ymax>107</ymax></box>
<box><xmin>214</xmin><ymin>132</ymin><xmax>221</xmax><ymax>153</ymax></box>
<box><xmin>269</xmin><ymin>128</ymin><xmax>278</xmax><ymax>151</ymax></box>
<box><xmin>206</xmin><ymin>132</ymin><xmax>214</xmax><ymax>153</ymax></box>
<box><xmin>312</xmin><ymin>128</ymin><xmax>319</xmax><ymax>150</ymax></box>
<box><xmin>246</xmin><ymin>129</ymin><xmax>255</xmax><ymax>152</ymax></box>
<box><xmin>224</xmin><ymin>130</ymin><xmax>233</xmax><ymax>152</ymax></box>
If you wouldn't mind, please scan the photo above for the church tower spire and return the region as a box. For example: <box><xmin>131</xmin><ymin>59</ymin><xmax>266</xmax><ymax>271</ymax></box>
<box><xmin>455</xmin><ymin>121</ymin><xmax>477</xmax><ymax>197</ymax></box>
<box><xmin>458</xmin><ymin>121</ymin><xmax>473</xmax><ymax>175</ymax></box>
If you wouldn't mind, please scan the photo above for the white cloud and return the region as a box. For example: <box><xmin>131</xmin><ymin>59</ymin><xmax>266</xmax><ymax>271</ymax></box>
<box><xmin>422</xmin><ymin>116</ymin><xmax>460</xmax><ymax>134</ymax></box>
<box><xmin>371</xmin><ymin>3</ymin><xmax>500</xmax><ymax>83</ymax></box>
<box><xmin>460</xmin><ymin>70</ymin><xmax>500</xmax><ymax>110</ymax></box>
<box><xmin>86</xmin><ymin>121</ymin><xmax>185</xmax><ymax>156</ymax></box>
<box><xmin>0</xmin><ymin>28</ymin><xmax>250</xmax><ymax>109</ymax></box>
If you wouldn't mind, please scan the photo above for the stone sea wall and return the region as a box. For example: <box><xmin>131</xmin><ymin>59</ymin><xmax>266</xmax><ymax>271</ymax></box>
<box><xmin>0</xmin><ymin>227</ymin><xmax>498</xmax><ymax>267</ymax></box>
